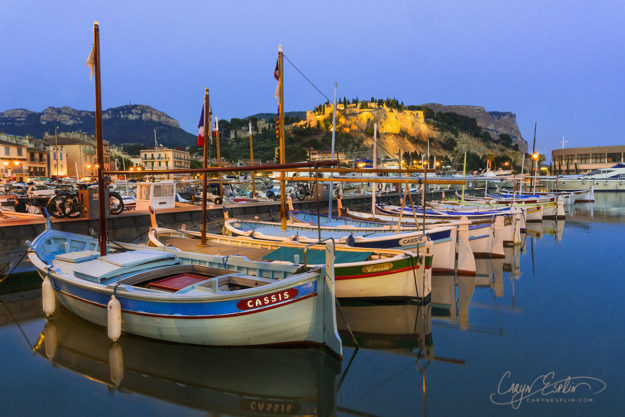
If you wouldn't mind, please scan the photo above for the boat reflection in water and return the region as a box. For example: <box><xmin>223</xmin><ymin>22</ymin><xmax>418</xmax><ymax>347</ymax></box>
<box><xmin>338</xmin><ymin>300</ymin><xmax>433</xmax><ymax>359</ymax></box>
<box><xmin>33</xmin><ymin>306</ymin><xmax>341</xmax><ymax>416</ymax></box>
<box><xmin>431</xmin><ymin>243</ymin><xmax>523</xmax><ymax>332</ymax></box>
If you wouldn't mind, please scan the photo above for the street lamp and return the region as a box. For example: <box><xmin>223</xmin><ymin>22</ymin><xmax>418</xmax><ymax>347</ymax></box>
<box><xmin>531</xmin><ymin>153</ymin><xmax>539</xmax><ymax>193</ymax></box>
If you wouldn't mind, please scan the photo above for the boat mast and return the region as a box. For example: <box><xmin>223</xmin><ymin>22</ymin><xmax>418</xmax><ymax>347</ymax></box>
<box><xmin>201</xmin><ymin>88</ymin><xmax>210</xmax><ymax>245</ymax></box>
<box><xmin>249</xmin><ymin>121</ymin><xmax>255</xmax><ymax>198</ymax></box>
<box><xmin>93</xmin><ymin>22</ymin><xmax>107</xmax><ymax>256</ymax></box>
<box><xmin>278</xmin><ymin>45</ymin><xmax>287</xmax><ymax>230</ymax></box>
<box><xmin>215</xmin><ymin>116</ymin><xmax>223</xmax><ymax>201</ymax></box>
<box><xmin>328</xmin><ymin>82</ymin><xmax>337</xmax><ymax>222</ymax></box>
<box><xmin>371</xmin><ymin>122</ymin><xmax>377</xmax><ymax>215</ymax></box>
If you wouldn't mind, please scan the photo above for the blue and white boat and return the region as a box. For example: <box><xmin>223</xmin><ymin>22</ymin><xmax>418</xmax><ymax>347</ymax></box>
<box><xmin>27</xmin><ymin>228</ymin><xmax>342</xmax><ymax>357</ymax></box>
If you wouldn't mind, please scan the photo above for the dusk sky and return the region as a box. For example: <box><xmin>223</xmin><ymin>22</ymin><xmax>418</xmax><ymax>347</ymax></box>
<box><xmin>2</xmin><ymin>0</ymin><xmax>624</xmax><ymax>158</ymax></box>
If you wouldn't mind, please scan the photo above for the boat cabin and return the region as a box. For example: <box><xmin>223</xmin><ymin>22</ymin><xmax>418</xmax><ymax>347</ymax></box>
<box><xmin>136</xmin><ymin>181</ymin><xmax>176</xmax><ymax>211</ymax></box>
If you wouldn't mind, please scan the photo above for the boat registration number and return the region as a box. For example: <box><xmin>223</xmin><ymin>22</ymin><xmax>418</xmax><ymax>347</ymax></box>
<box><xmin>237</xmin><ymin>289</ymin><xmax>299</xmax><ymax>310</ymax></box>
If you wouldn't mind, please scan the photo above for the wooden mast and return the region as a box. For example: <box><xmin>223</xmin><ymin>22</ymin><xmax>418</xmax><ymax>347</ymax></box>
<box><xmin>201</xmin><ymin>88</ymin><xmax>210</xmax><ymax>245</ymax></box>
<box><xmin>215</xmin><ymin>116</ymin><xmax>223</xmax><ymax>201</ymax></box>
<box><xmin>278</xmin><ymin>45</ymin><xmax>286</xmax><ymax>230</ymax></box>
<box><xmin>93</xmin><ymin>22</ymin><xmax>107</xmax><ymax>256</ymax></box>
<box><xmin>249</xmin><ymin>120</ymin><xmax>255</xmax><ymax>198</ymax></box>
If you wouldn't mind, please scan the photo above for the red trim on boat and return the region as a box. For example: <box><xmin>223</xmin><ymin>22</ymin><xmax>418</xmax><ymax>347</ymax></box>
<box><xmin>58</xmin><ymin>290</ymin><xmax>318</xmax><ymax>319</ymax></box>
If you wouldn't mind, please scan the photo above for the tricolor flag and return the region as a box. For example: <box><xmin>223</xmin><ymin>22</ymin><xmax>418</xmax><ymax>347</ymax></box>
<box><xmin>197</xmin><ymin>105</ymin><xmax>205</xmax><ymax>147</ymax></box>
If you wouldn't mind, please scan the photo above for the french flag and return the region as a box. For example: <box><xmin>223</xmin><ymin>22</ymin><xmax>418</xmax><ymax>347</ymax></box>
<box><xmin>197</xmin><ymin>105</ymin><xmax>205</xmax><ymax>147</ymax></box>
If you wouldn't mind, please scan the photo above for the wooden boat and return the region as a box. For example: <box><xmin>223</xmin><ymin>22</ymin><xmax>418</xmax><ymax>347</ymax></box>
<box><xmin>27</xmin><ymin>228</ymin><xmax>342</xmax><ymax>357</ymax></box>
<box><xmin>375</xmin><ymin>203</ymin><xmax>522</xmax><ymax>245</ymax></box>
<box><xmin>223</xmin><ymin>214</ymin><xmax>476</xmax><ymax>276</ymax></box>
<box><xmin>34</xmin><ymin>305</ymin><xmax>341</xmax><ymax>416</ymax></box>
<box><xmin>146</xmin><ymin>211</ymin><xmax>433</xmax><ymax>302</ymax></box>
<box><xmin>446</xmin><ymin>194</ymin><xmax>566</xmax><ymax>219</ymax></box>
<box><xmin>332</xmin><ymin>200</ymin><xmax>504</xmax><ymax>258</ymax></box>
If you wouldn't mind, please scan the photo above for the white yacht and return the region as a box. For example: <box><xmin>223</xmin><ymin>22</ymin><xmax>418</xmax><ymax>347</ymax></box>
<box><xmin>549</xmin><ymin>164</ymin><xmax>625</xmax><ymax>191</ymax></box>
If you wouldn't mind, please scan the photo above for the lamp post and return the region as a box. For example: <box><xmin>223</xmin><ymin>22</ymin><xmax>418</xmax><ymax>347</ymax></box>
<box><xmin>531</xmin><ymin>153</ymin><xmax>539</xmax><ymax>194</ymax></box>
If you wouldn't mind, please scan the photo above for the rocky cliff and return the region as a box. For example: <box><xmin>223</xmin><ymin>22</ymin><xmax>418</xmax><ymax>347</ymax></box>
<box><xmin>421</xmin><ymin>103</ymin><xmax>528</xmax><ymax>152</ymax></box>
<box><xmin>0</xmin><ymin>105</ymin><xmax>193</xmax><ymax>147</ymax></box>
<box><xmin>295</xmin><ymin>101</ymin><xmax>525</xmax><ymax>166</ymax></box>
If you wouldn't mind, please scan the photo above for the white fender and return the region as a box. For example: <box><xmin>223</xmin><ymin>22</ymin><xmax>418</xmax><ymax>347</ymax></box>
<box><xmin>42</xmin><ymin>277</ymin><xmax>55</xmax><ymax>317</ymax></box>
<box><xmin>491</xmin><ymin>216</ymin><xmax>505</xmax><ymax>258</ymax></box>
<box><xmin>108</xmin><ymin>342</ymin><xmax>124</xmax><ymax>387</ymax></box>
<box><xmin>107</xmin><ymin>295</ymin><xmax>122</xmax><ymax>342</ymax></box>
<box><xmin>456</xmin><ymin>223</ymin><xmax>476</xmax><ymax>276</ymax></box>
<box><xmin>287</xmin><ymin>195</ymin><xmax>295</xmax><ymax>213</ymax></box>
<box><xmin>43</xmin><ymin>321</ymin><xmax>57</xmax><ymax>360</ymax></box>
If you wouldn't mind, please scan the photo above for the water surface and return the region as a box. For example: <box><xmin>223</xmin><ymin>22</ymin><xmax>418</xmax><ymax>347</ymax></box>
<box><xmin>1</xmin><ymin>193</ymin><xmax>624</xmax><ymax>416</ymax></box>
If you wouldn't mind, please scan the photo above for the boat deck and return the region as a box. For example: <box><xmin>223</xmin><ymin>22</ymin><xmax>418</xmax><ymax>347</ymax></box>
<box><xmin>161</xmin><ymin>237</ymin><xmax>272</xmax><ymax>261</ymax></box>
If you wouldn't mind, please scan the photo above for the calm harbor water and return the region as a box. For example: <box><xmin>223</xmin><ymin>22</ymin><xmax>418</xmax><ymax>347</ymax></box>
<box><xmin>1</xmin><ymin>194</ymin><xmax>624</xmax><ymax>416</ymax></box>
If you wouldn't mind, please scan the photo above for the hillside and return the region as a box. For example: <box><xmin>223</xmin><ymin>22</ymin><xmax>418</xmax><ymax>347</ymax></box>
<box><xmin>284</xmin><ymin>100</ymin><xmax>526</xmax><ymax>168</ymax></box>
<box><xmin>0</xmin><ymin>105</ymin><xmax>195</xmax><ymax>147</ymax></box>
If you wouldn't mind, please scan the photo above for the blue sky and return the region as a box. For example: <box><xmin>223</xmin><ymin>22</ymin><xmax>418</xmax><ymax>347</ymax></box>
<box><xmin>1</xmin><ymin>0</ymin><xmax>624</xmax><ymax>156</ymax></box>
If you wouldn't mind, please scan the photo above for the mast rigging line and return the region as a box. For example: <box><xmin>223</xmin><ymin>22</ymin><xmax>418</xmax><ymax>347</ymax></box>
<box><xmin>283</xmin><ymin>54</ymin><xmax>400</xmax><ymax>161</ymax></box>
<box><xmin>283</xmin><ymin>54</ymin><xmax>332</xmax><ymax>102</ymax></box>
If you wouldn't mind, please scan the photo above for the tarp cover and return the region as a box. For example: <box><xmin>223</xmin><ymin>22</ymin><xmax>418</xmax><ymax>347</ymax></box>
<box><xmin>263</xmin><ymin>247</ymin><xmax>372</xmax><ymax>265</ymax></box>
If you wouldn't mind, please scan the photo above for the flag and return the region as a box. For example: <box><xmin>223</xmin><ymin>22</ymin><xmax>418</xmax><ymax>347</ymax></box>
<box><xmin>274</xmin><ymin>58</ymin><xmax>281</xmax><ymax>139</ymax></box>
<box><xmin>274</xmin><ymin>58</ymin><xmax>280</xmax><ymax>100</ymax></box>
<box><xmin>197</xmin><ymin>105</ymin><xmax>205</xmax><ymax>147</ymax></box>
<box><xmin>274</xmin><ymin>58</ymin><xmax>280</xmax><ymax>81</ymax></box>
<box><xmin>86</xmin><ymin>47</ymin><xmax>95</xmax><ymax>80</ymax></box>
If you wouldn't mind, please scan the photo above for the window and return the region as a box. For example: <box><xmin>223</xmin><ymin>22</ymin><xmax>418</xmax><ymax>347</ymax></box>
<box><xmin>17</xmin><ymin>147</ymin><xmax>22</xmax><ymax>156</ymax></box>
<box><xmin>60</xmin><ymin>153</ymin><xmax>63</xmax><ymax>160</ymax></box>
<box><xmin>592</xmin><ymin>153</ymin><xmax>604</xmax><ymax>163</ymax></box>
<box><xmin>607</xmin><ymin>153</ymin><xmax>621</xmax><ymax>163</ymax></box>
<box><xmin>564</xmin><ymin>155</ymin><xmax>575</xmax><ymax>164</ymax></box>
<box><xmin>30</xmin><ymin>152</ymin><xmax>35</xmax><ymax>162</ymax></box>
<box><xmin>158</xmin><ymin>161</ymin><xmax>161</xmax><ymax>167</ymax></box>
<box><xmin>4</xmin><ymin>146</ymin><xmax>9</xmax><ymax>156</ymax></box>
<box><xmin>53</xmin><ymin>152</ymin><xmax>57</xmax><ymax>161</ymax></box>
<box><xmin>577</xmin><ymin>154</ymin><xmax>590</xmax><ymax>163</ymax></box>
<box><xmin>39</xmin><ymin>153</ymin><xmax>44</xmax><ymax>162</ymax></box>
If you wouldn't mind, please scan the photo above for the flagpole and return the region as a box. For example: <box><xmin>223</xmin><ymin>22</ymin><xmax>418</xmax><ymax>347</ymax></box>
<box><xmin>249</xmin><ymin>121</ymin><xmax>255</xmax><ymax>198</ymax></box>
<box><xmin>278</xmin><ymin>45</ymin><xmax>287</xmax><ymax>230</ymax></box>
<box><xmin>201</xmin><ymin>88</ymin><xmax>209</xmax><ymax>246</ymax></box>
<box><xmin>93</xmin><ymin>22</ymin><xmax>107</xmax><ymax>256</ymax></box>
<box><xmin>215</xmin><ymin>116</ymin><xmax>223</xmax><ymax>201</ymax></box>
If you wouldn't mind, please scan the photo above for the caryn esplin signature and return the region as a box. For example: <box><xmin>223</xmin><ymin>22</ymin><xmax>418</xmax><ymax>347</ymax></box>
<box><xmin>489</xmin><ymin>371</ymin><xmax>606</xmax><ymax>409</ymax></box>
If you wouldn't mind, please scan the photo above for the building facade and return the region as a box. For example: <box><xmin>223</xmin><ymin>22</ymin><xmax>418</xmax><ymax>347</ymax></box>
<box><xmin>552</xmin><ymin>145</ymin><xmax>625</xmax><ymax>174</ymax></box>
<box><xmin>140</xmin><ymin>147</ymin><xmax>190</xmax><ymax>178</ymax></box>
<box><xmin>0</xmin><ymin>139</ymin><xmax>28</xmax><ymax>181</ymax></box>
<box><xmin>48</xmin><ymin>145</ymin><xmax>68</xmax><ymax>177</ymax></box>
<box><xmin>43</xmin><ymin>132</ymin><xmax>111</xmax><ymax>178</ymax></box>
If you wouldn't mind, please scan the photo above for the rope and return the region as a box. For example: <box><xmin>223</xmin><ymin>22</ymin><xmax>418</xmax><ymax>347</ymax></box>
<box><xmin>335</xmin><ymin>300</ymin><xmax>359</xmax><ymax>349</ymax></box>
<box><xmin>283</xmin><ymin>54</ymin><xmax>331</xmax><ymax>102</ymax></box>
<box><xmin>0</xmin><ymin>249</ymin><xmax>29</xmax><ymax>284</ymax></box>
